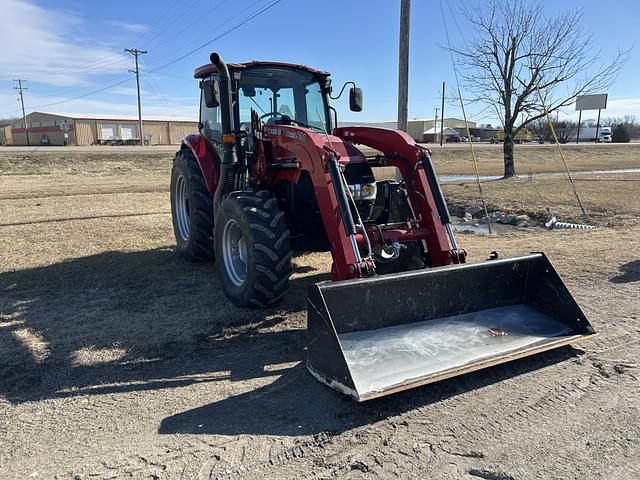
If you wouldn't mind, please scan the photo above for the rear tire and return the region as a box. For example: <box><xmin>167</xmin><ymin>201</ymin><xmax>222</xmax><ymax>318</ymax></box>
<box><xmin>214</xmin><ymin>191</ymin><xmax>292</xmax><ymax>308</ymax></box>
<box><xmin>170</xmin><ymin>149</ymin><xmax>214</xmax><ymax>261</ymax></box>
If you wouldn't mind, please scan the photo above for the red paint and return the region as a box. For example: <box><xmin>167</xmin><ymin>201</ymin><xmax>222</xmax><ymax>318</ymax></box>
<box><xmin>183</xmin><ymin>123</ymin><xmax>460</xmax><ymax>279</ymax></box>
<box><xmin>333</xmin><ymin>126</ymin><xmax>460</xmax><ymax>268</ymax></box>
<box><xmin>355</xmin><ymin>228</ymin><xmax>434</xmax><ymax>246</ymax></box>
<box><xmin>11</xmin><ymin>126</ymin><xmax>62</xmax><ymax>134</ymax></box>
<box><xmin>181</xmin><ymin>134</ymin><xmax>220</xmax><ymax>193</ymax></box>
<box><xmin>262</xmin><ymin>125</ymin><xmax>363</xmax><ymax>280</ymax></box>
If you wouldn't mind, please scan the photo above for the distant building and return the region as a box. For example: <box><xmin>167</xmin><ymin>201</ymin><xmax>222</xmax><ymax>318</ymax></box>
<box><xmin>422</xmin><ymin>126</ymin><xmax>464</xmax><ymax>143</ymax></box>
<box><xmin>407</xmin><ymin>118</ymin><xmax>476</xmax><ymax>142</ymax></box>
<box><xmin>0</xmin><ymin>122</ymin><xmax>11</xmax><ymax>145</ymax></box>
<box><xmin>9</xmin><ymin>112</ymin><xmax>198</xmax><ymax>146</ymax></box>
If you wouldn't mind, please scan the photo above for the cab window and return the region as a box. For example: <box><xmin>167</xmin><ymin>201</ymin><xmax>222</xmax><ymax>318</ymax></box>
<box><xmin>200</xmin><ymin>76</ymin><xmax>222</xmax><ymax>142</ymax></box>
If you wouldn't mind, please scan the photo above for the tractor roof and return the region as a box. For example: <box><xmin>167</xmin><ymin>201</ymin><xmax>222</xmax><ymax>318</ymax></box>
<box><xmin>194</xmin><ymin>60</ymin><xmax>330</xmax><ymax>79</ymax></box>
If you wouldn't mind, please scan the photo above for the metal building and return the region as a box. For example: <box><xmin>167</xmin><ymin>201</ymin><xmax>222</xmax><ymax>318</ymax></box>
<box><xmin>8</xmin><ymin>112</ymin><xmax>198</xmax><ymax>146</ymax></box>
<box><xmin>0</xmin><ymin>122</ymin><xmax>11</xmax><ymax>145</ymax></box>
<box><xmin>406</xmin><ymin>118</ymin><xmax>476</xmax><ymax>142</ymax></box>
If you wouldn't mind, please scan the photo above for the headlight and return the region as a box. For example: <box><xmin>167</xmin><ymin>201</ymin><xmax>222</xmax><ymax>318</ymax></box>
<box><xmin>348</xmin><ymin>182</ymin><xmax>377</xmax><ymax>201</ymax></box>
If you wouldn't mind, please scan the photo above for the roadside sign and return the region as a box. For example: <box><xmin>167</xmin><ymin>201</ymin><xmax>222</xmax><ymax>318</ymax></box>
<box><xmin>576</xmin><ymin>94</ymin><xmax>608</xmax><ymax>111</ymax></box>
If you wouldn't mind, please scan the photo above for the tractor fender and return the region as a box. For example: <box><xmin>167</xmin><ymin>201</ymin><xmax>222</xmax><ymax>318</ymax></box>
<box><xmin>181</xmin><ymin>134</ymin><xmax>220</xmax><ymax>194</ymax></box>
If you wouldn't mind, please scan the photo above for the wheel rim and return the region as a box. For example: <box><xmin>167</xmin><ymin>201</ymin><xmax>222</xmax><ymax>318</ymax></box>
<box><xmin>174</xmin><ymin>174</ymin><xmax>190</xmax><ymax>241</ymax></box>
<box><xmin>222</xmin><ymin>219</ymin><xmax>248</xmax><ymax>287</ymax></box>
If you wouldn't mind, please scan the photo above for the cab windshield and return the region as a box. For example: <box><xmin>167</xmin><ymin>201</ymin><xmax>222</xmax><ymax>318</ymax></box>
<box><xmin>237</xmin><ymin>66</ymin><xmax>329</xmax><ymax>133</ymax></box>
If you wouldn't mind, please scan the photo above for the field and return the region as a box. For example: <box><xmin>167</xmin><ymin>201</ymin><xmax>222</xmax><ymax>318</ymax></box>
<box><xmin>1</xmin><ymin>144</ymin><xmax>639</xmax><ymax>479</ymax></box>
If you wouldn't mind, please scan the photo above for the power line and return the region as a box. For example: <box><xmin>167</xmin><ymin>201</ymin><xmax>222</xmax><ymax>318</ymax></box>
<box><xmin>0</xmin><ymin>4</ymin><xmax>187</xmax><ymax>79</ymax></box>
<box><xmin>0</xmin><ymin>3</ymin><xmax>191</xmax><ymax>80</ymax></box>
<box><xmin>13</xmin><ymin>79</ymin><xmax>30</xmax><ymax>145</ymax></box>
<box><xmin>125</xmin><ymin>48</ymin><xmax>148</xmax><ymax>147</ymax></box>
<box><xmin>129</xmin><ymin>0</ymin><xmax>202</xmax><ymax>49</ymax></box>
<box><xmin>148</xmin><ymin>0</ymin><xmax>285</xmax><ymax>73</ymax></box>
<box><xmin>0</xmin><ymin>56</ymin><xmax>129</xmax><ymax>79</ymax></box>
<box><xmin>140</xmin><ymin>0</ymin><xmax>207</xmax><ymax>49</ymax></box>
<box><xmin>0</xmin><ymin>107</ymin><xmax>22</xmax><ymax>119</ymax></box>
<box><xmin>3</xmin><ymin>0</ymin><xmax>283</xmax><ymax>115</ymax></box>
<box><xmin>439</xmin><ymin>0</ymin><xmax>492</xmax><ymax>232</ymax></box>
<box><xmin>140</xmin><ymin>61</ymin><xmax>179</xmax><ymax>118</ymax></box>
<box><xmin>145</xmin><ymin>0</ymin><xmax>229</xmax><ymax>53</ymax></box>
<box><xmin>24</xmin><ymin>76</ymin><xmax>132</xmax><ymax>111</ymax></box>
<box><xmin>145</xmin><ymin>0</ymin><xmax>269</xmax><ymax>70</ymax></box>
<box><xmin>440</xmin><ymin>81</ymin><xmax>446</xmax><ymax>145</ymax></box>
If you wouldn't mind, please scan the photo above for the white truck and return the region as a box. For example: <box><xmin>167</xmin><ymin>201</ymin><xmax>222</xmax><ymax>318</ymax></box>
<box><xmin>569</xmin><ymin>126</ymin><xmax>612</xmax><ymax>143</ymax></box>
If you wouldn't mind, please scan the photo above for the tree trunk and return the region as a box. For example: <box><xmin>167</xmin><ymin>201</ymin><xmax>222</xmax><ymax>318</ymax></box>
<box><xmin>503</xmin><ymin>128</ymin><xmax>516</xmax><ymax>178</ymax></box>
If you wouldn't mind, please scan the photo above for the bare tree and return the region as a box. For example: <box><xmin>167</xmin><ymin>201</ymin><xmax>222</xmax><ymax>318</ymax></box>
<box><xmin>554</xmin><ymin>121</ymin><xmax>579</xmax><ymax>143</ymax></box>
<box><xmin>603</xmin><ymin>115</ymin><xmax>640</xmax><ymax>137</ymax></box>
<box><xmin>529</xmin><ymin>118</ymin><xmax>578</xmax><ymax>143</ymax></box>
<box><xmin>452</xmin><ymin>0</ymin><xmax>627</xmax><ymax>177</ymax></box>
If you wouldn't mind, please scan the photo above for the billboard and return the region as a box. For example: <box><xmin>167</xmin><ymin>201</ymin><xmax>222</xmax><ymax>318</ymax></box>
<box><xmin>576</xmin><ymin>94</ymin><xmax>608</xmax><ymax>111</ymax></box>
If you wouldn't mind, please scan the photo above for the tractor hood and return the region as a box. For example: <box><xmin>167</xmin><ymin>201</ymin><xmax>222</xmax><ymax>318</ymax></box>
<box><xmin>263</xmin><ymin>125</ymin><xmax>366</xmax><ymax>165</ymax></box>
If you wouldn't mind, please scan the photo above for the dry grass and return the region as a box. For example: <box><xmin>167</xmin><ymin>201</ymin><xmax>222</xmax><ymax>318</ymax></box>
<box><xmin>428</xmin><ymin>142</ymin><xmax>640</xmax><ymax>176</ymax></box>
<box><xmin>0</xmin><ymin>147</ymin><xmax>174</xmax><ymax>176</ymax></box>
<box><xmin>442</xmin><ymin>173</ymin><xmax>640</xmax><ymax>227</ymax></box>
<box><xmin>368</xmin><ymin>143</ymin><xmax>640</xmax><ymax>226</ymax></box>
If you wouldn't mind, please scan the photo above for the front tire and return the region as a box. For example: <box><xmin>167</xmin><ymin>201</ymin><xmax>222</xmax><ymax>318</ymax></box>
<box><xmin>214</xmin><ymin>191</ymin><xmax>292</xmax><ymax>308</ymax></box>
<box><xmin>170</xmin><ymin>149</ymin><xmax>214</xmax><ymax>261</ymax></box>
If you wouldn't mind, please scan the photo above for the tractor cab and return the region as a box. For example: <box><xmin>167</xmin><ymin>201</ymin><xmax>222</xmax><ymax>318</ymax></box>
<box><xmin>194</xmin><ymin>59</ymin><xmax>373</xmax><ymax>247</ymax></box>
<box><xmin>194</xmin><ymin>61</ymin><xmax>362</xmax><ymax>155</ymax></box>
<box><xmin>195</xmin><ymin>62</ymin><xmax>331</xmax><ymax>145</ymax></box>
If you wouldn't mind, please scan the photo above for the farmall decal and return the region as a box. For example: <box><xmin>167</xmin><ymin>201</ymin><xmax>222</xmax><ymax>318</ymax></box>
<box><xmin>266</xmin><ymin>127</ymin><xmax>307</xmax><ymax>142</ymax></box>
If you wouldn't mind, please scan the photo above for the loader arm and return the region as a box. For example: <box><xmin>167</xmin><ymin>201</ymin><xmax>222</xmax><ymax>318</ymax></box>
<box><xmin>334</xmin><ymin>126</ymin><xmax>463</xmax><ymax>267</ymax></box>
<box><xmin>261</xmin><ymin>125</ymin><xmax>368</xmax><ymax>280</ymax></box>
<box><xmin>263</xmin><ymin>124</ymin><xmax>464</xmax><ymax>279</ymax></box>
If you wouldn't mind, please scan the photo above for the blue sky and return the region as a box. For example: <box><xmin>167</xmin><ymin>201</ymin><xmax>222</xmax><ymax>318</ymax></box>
<box><xmin>1</xmin><ymin>0</ymin><xmax>638</xmax><ymax>125</ymax></box>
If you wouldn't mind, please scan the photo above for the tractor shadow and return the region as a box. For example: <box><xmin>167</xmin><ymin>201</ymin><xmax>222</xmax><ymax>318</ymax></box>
<box><xmin>158</xmin><ymin>346</ymin><xmax>581</xmax><ymax>437</ymax></box>
<box><xmin>0</xmin><ymin>247</ymin><xmax>328</xmax><ymax>404</ymax></box>
<box><xmin>1</xmin><ymin>247</ymin><xmax>582</xmax><ymax>438</ymax></box>
<box><xmin>609</xmin><ymin>260</ymin><xmax>640</xmax><ymax>284</ymax></box>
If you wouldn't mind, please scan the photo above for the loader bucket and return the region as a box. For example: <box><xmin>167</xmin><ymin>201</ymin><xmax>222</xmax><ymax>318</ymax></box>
<box><xmin>306</xmin><ymin>253</ymin><xmax>594</xmax><ymax>401</ymax></box>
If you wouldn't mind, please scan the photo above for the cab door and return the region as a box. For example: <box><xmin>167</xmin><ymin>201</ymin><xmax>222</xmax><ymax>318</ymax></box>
<box><xmin>199</xmin><ymin>75</ymin><xmax>224</xmax><ymax>159</ymax></box>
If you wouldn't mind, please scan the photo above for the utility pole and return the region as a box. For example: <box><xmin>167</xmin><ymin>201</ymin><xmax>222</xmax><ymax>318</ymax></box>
<box><xmin>13</xmin><ymin>79</ymin><xmax>29</xmax><ymax>146</ymax></box>
<box><xmin>440</xmin><ymin>81</ymin><xmax>445</xmax><ymax>146</ymax></box>
<box><xmin>397</xmin><ymin>0</ymin><xmax>410</xmax><ymax>132</ymax></box>
<box><xmin>124</xmin><ymin>48</ymin><xmax>148</xmax><ymax>147</ymax></box>
<box><xmin>434</xmin><ymin>107</ymin><xmax>439</xmax><ymax>143</ymax></box>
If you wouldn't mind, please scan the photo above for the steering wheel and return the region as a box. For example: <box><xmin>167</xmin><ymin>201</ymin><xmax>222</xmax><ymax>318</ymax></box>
<box><xmin>259</xmin><ymin>111</ymin><xmax>307</xmax><ymax>127</ymax></box>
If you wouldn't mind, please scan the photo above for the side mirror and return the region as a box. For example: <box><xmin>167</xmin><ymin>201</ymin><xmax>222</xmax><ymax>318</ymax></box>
<box><xmin>349</xmin><ymin>87</ymin><xmax>363</xmax><ymax>112</ymax></box>
<box><xmin>203</xmin><ymin>78</ymin><xmax>220</xmax><ymax>108</ymax></box>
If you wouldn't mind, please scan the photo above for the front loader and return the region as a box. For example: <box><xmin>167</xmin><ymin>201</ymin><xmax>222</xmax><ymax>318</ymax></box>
<box><xmin>170</xmin><ymin>53</ymin><xmax>594</xmax><ymax>401</ymax></box>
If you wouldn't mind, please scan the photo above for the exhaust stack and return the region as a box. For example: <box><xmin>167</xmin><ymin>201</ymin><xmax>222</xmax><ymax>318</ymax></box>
<box><xmin>209</xmin><ymin>52</ymin><xmax>237</xmax><ymax>216</ymax></box>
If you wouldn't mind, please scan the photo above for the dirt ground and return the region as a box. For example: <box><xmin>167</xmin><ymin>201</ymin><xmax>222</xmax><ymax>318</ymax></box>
<box><xmin>1</xmin><ymin>145</ymin><xmax>639</xmax><ymax>479</ymax></box>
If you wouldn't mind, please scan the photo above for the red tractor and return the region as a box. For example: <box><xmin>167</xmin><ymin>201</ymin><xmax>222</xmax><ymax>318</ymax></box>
<box><xmin>170</xmin><ymin>53</ymin><xmax>594</xmax><ymax>401</ymax></box>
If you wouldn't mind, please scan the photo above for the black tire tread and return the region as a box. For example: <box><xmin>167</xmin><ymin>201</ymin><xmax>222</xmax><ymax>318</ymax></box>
<box><xmin>215</xmin><ymin>191</ymin><xmax>292</xmax><ymax>307</ymax></box>
<box><xmin>170</xmin><ymin>149</ymin><xmax>214</xmax><ymax>261</ymax></box>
